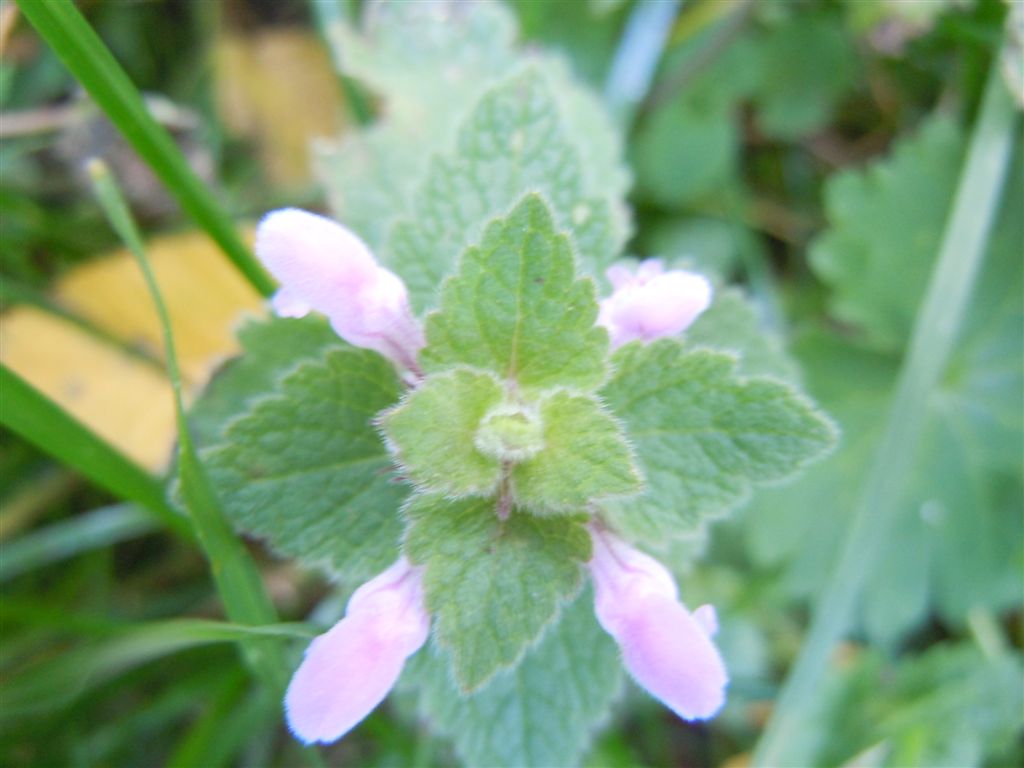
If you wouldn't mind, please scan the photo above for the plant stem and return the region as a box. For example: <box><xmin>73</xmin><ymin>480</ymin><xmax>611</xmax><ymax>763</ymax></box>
<box><xmin>753</xmin><ymin>56</ymin><xmax>1019</xmax><ymax>768</ymax></box>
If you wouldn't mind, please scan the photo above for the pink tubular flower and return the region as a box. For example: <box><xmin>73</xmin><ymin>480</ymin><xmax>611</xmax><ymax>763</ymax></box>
<box><xmin>255</xmin><ymin>209</ymin><xmax>425</xmax><ymax>371</ymax></box>
<box><xmin>284</xmin><ymin>557</ymin><xmax>430</xmax><ymax>744</ymax></box>
<box><xmin>587</xmin><ymin>525</ymin><xmax>728</xmax><ymax>720</ymax></box>
<box><xmin>598</xmin><ymin>259</ymin><xmax>712</xmax><ymax>349</ymax></box>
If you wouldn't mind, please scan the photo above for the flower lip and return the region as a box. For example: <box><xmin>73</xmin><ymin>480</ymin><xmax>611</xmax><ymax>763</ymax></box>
<box><xmin>598</xmin><ymin>259</ymin><xmax>712</xmax><ymax>349</ymax></box>
<box><xmin>255</xmin><ymin>208</ymin><xmax>425</xmax><ymax>371</ymax></box>
<box><xmin>587</xmin><ymin>525</ymin><xmax>728</xmax><ymax>721</ymax></box>
<box><xmin>284</xmin><ymin>557</ymin><xmax>429</xmax><ymax>745</ymax></box>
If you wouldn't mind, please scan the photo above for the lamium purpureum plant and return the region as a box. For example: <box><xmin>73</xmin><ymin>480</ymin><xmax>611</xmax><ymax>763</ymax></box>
<box><xmin>192</xmin><ymin>4</ymin><xmax>838</xmax><ymax>762</ymax></box>
<box><xmin>217</xmin><ymin>190</ymin><xmax>835</xmax><ymax>747</ymax></box>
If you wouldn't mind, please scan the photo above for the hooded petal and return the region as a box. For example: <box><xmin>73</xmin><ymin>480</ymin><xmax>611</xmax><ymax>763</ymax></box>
<box><xmin>256</xmin><ymin>208</ymin><xmax>425</xmax><ymax>370</ymax></box>
<box><xmin>598</xmin><ymin>259</ymin><xmax>712</xmax><ymax>348</ymax></box>
<box><xmin>588</xmin><ymin>526</ymin><xmax>728</xmax><ymax>721</ymax></box>
<box><xmin>284</xmin><ymin>558</ymin><xmax>429</xmax><ymax>744</ymax></box>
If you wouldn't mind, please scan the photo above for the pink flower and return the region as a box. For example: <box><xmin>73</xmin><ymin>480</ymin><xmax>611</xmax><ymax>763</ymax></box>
<box><xmin>598</xmin><ymin>259</ymin><xmax>712</xmax><ymax>348</ymax></box>
<box><xmin>256</xmin><ymin>209</ymin><xmax>425</xmax><ymax>371</ymax></box>
<box><xmin>587</xmin><ymin>525</ymin><xmax>728</xmax><ymax>720</ymax></box>
<box><xmin>284</xmin><ymin>557</ymin><xmax>430</xmax><ymax>744</ymax></box>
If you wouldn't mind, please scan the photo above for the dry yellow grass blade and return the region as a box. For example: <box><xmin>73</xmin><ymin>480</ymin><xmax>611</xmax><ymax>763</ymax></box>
<box><xmin>1</xmin><ymin>230</ymin><xmax>266</xmax><ymax>471</ymax></box>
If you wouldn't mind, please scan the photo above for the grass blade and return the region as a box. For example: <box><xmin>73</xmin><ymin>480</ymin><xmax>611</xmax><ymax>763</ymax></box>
<box><xmin>87</xmin><ymin>162</ymin><xmax>326</xmax><ymax>768</ymax></box>
<box><xmin>0</xmin><ymin>503</ymin><xmax>158</xmax><ymax>583</ymax></box>
<box><xmin>14</xmin><ymin>0</ymin><xmax>274</xmax><ymax>296</ymax></box>
<box><xmin>0</xmin><ymin>364</ymin><xmax>192</xmax><ymax>539</ymax></box>
<box><xmin>753</xmin><ymin>52</ymin><xmax>1020</xmax><ymax>768</ymax></box>
<box><xmin>88</xmin><ymin>159</ymin><xmax>290</xmax><ymax>690</ymax></box>
<box><xmin>1</xmin><ymin>618</ymin><xmax>315</xmax><ymax>717</ymax></box>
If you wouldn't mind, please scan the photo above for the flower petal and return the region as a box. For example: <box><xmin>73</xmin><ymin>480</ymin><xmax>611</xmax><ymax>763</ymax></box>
<box><xmin>256</xmin><ymin>208</ymin><xmax>378</xmax><ymax>318</ymax></box>
<box><xmin>255</xmin><ymin>208</ymin><xmax>425</xmax><ymax>369</ymax></box>
<box><xmin>284</xmin><ymin>558</ymin><xmax>430</xmax><ymax>744</ymax></box>
<box><xmin>617</xmin><ymin>592</ymin><xmax>728</xmax><ymax>720</ymax></box>
<box><xmin>598</xmin><ymin>259</ymin><xmax>712</xmax><ymax>348</ymax></box>
<box><xmin>587</xmin><ymin>526</ymin><xmax>728</xmax><ymax>721</ymax></box>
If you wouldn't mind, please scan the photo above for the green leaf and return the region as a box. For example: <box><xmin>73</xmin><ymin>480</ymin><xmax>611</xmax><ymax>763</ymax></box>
<box><xmin>381</xmin><ymin>368</ymin><xmax>504</xmax><ymax>497</ymax></box>
<box><xmin>315</xmin><ymin>1</ymin><xmax>518</xmax><ymax>250</ymax></box>
<box><xmin>685</xmin><ymin>287</ymin><xmax>801</xmax><ymax>382</ymax></box>
<box><xmin>189</xmin><ymin>315</ymin><xmax>343</xmax><ymax>447</ymax></box>
<box><xmin>513</xmin><ymin>391</ymin><xmax>641</xmax><ymax>514</ymax></box>
<box><xmin>422</xmin><ymin>193</ymin><xmax>609</xmax><ymax>391</ymax></box>
<box><xmin>749</xmin><ymin>9</ymin><xmax>859</xmax><ymax>140</ymax></box>
<box><xmin>403</xmin><ymin>495</ymin><xmax>590</xmax><ymax>691</ymax></box>
<box><xmin>203</xmin><ymin>348</ymin><xmax>405</xmax><ymax>581</ymax></box>
<box><xmin>743</xmin><ymin>147</ymin><xmax>1024</xmax><ymax>643</ymax></box>
<box><xmin>817</xmin><ymin>644</ymin><xmax>1024</xmax><ymax>768</ymax></box>
<box><xmin>1</xmin><ymin>618</ymin><xmax>314</xmax><ymax>717</ymax></box>
<box><xmin>388</xmin><ymin>71</ymin><xmax>621</xmax><ymax>311</ymax></box>
<box><xmin>317</xmin><ymin>3</ymin><xmax>629</xmax><ymax>262</ymax></box>
<box><xmin>630</xmin><ymin>27</ymin><xmax>758</xmax><ymax>208</ymax></box>
<box><xmin>403</xmin><ymin>587</ymin><xmax>623</xmax><ymax>768</ymax></box>
<box><xmin>811</xmin><ymin>117</ymin><xmax>965</xmax><ymax>349</ymax></box>
<box><xmin>601</xmin><ymin>340</ymin><xmax>837</xmax><ymax>542</ymax></box>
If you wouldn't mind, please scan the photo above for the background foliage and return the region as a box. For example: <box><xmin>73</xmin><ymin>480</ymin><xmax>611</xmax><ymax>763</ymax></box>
<box><xmin>1</xmin><ymin>1</ymin><xmax>1020</xmax><ymax>766</ymax></box>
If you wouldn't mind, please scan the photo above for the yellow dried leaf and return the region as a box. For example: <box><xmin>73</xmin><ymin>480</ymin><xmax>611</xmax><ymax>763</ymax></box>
<box><xmin>1</xmin><ymin>308</ymin><xmax>179</xmax><ymax>471</ymax></box>
<box><xmin>1</xmin><ymin>230</ymin><xmax>266</xmax><ymax>471</ymax></box>
<box><xmin>214</xmin><ymin>29</ymin><xmax>345</xmax><ymax>186</ymax></box>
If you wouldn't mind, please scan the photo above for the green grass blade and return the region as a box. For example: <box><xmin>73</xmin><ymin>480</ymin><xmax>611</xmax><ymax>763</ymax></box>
<box><xmin>0</xmin><ymin>364</ymin><xmax>192</xmax><ymax>539</ymax></box>
<box><xmin>1</xmin><ymin>618</ymin><xmax>315</xmax><ymax>718</ymax></box>
<box><xmin>88</xmin><ymin>159</ymin><xmax>290</xmax><ymax>686</ymax></box>
<box><xmin>0</xmin><ymin>503</ymin><xmax>158</xmax><ymax>583</ymax></box>
<box><xmin>753</xmin><ymin>53</ymin><xmax>1020</xmax><ymax>768</ymax></box>
<box><xmin>15</xmin><ymin>0</ymin><xmax>274</xmax><ymax>297</ymax></box>
<box><xmin>89</xmin><ymin>158</ymin><xmax>326</xmax><ymax>767</ymax></box>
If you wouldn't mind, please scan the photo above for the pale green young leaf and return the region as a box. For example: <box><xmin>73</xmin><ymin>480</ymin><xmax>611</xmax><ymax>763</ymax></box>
<box><xmin>685</xmin><ymin>287</ymin><xmax>800</xmax><ymax>382</ymax></box>
<box><xmin>388</xmin><ymin>70</ymin><xmax>621</xmax><ymax>310</ymax></box>
<box><xmin>202</xmin><ymin>348</ymin><xmax>405</xmax><ymax>581</ymax></box>
<box><xmin>513</xmin><ymin>391</ymin><xmax>641</xmax><ymax>514</ymax></box>
<box><xmin>403</xmin><ymin>494</ymin><xmax>590</xmax><ymax>691</ymax></box>
<box><xmin>601</xmin><ymin>340</ymin><xmax>837</xmax><ymax>542</ymax></box>
<box><xmin>317</xmin><ymin>2</ymin><xmax>629</xmax><ymax>260</ymax></box>
<box><xmin>189</xmin><ymin>315</ymin><xmax>343</xmax><ymax>447</ymax></box>
<box><xmin>315</xmin><ymin>1</ymin><xmax>518</xmax><ymax>249</ymax></box>
<box><xmin>381</xmin><ymin>368</ymin><xmax>504</xmax><ymax>497</ymax></box>
<box><xmin>403</xmin><ymin>587</ymin><xmax>623</xmax><ymax>768</ymax></box>
<box><xmin>811</xmin><ymin>117</ymin><xmax>965</xmax><ymax>349</ymax></box>
<box><xmin>422</xmin><ymin>193</ymin><xmax>608</xmax><ymax>390</ymax></box>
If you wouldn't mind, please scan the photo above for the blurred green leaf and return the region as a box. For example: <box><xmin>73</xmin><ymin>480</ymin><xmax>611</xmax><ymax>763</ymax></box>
<box><xmin>749</xmin><ymin>9</ymin><xmax>859</xmax><ymax>140</ymax></box>
<box><xmin>818</xmin><ymin>644</ymin><xmax>1024</xmax><ymax>768</ymax></box>
<box><xmin>0</xmin><ymin>503</ymin><xmax>157</xmax><ymax>583</ymax></box>
<box><xmin>1</xmin><ymin>618</ymin><xmax>313</xmax><ymax>717</ymax></box>
<box><xmin>811</xmin><ymin>117</ymin><xmax>965</xmax><ymax>349</ymax></box>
